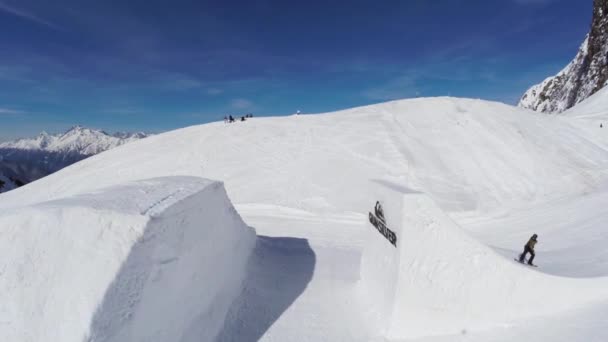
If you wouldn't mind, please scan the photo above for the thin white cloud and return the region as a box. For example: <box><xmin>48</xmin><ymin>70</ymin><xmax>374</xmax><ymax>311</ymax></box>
<box><xmin>103</xmin><ymin>107</ymin><xmax>142</xmax><ymax>116</ymax></box>
<box><xmin>149</xmin><ymin>71</ymin><xmax>202</xmax><ymax>91</ymax></box>
<box><xmin>206</xmin><ymin>88</ymin><xmax>223</xmax><ymax>95</ymax></box>
<box><xmin>170</xmin><ymin>78</ymin><xmax>201</xmax><ymax>90</ymax></box>
<box><xmin>0</xmin><ymin>108</ymin><xmax>24</xmax><ymax>116</ymax></box>
<box><xmin>230</xmin><ymin>98</ymin><xmax>254</xmax><ymax>110</ymax></box>
<box><xmin>0</xmin><ymin>2</ymin><xmax>60</xmax><ymax>30</ymax></box>
<box><xmin>362</xmin><ymin>75</ymin><xmax>419</xmax><ymax>101</ymax></box>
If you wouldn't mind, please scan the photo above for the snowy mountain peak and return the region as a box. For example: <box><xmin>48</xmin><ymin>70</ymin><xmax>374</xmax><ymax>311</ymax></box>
<box><xmin>518</xmin><ymin>0</ymin><xmax>608</xmax><ymax>113</ymax></box>
<box><xmin>112</xmin><ymin>131</ymin><xmax>149</xmax><ymax>139</ymax></box>
<box><xmin>64</xmin><ymin>125</ymin><xmax>88</xmax><ymax>134</ymax></box>
<box><xmin>35</xmin><ymin>131</ymin><xmax>53</xmax><ymax>149</ymax></box>
<box><xmin>0</xmin><ymin>126</ymin><xmax>150</xmax><ymax>155</ymax></box>
<box><xmin>0</xmin><ymin>127</ymin><xmax>149</xmax><ymax>193</ymax></box>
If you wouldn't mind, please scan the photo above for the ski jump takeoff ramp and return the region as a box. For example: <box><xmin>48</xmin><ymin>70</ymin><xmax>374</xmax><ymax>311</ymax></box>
<box><xmin>0</xmin><ymin>177</ymin><xmax>255</xmax><ymax>342</ymax></box>
<box><xmin>358</xmin><ymin>180</ymin><xmax>608</xmax><ymax>340</ymax></box>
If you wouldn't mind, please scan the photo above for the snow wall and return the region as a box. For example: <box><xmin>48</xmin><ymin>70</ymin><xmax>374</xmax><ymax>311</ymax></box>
<box><xmin>359</xmin><ymin>179</ymin><xmax>608</xmax><ymax>339</ymax></box>
<box><xmin>0</xmin><ymin>176</ymin><xmax>256</xmax><ymax>342</ymax></box>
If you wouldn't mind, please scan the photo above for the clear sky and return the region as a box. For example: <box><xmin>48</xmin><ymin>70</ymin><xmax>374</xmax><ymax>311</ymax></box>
<box><xmin>0</xmin><ymin>0</ymin><xmax>594</xmax><ymax>140</ymax></box>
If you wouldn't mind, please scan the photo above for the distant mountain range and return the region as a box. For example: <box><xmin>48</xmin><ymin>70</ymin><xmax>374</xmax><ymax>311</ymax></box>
<box><xmin>0</xmin><ymin>126</ymin><xmax>149</xmax><ymax>193</ymax></box>
<box><xmin>519</xmin><ymin>0</ymin><xmax>608</xmax><ymax>113</ymax></box>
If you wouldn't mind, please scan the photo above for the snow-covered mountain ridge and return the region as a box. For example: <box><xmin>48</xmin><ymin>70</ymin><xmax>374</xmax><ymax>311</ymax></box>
<box><xmin>518</xmin><ymin>0</ymin><xmax>608</xmax><ymax>113</ymax></box>
<box><xmin>0</xmin><ymin>125</ymin><xmax>148</xmax><ymax>154</ymax></box>
<box><xmin>0</xmin><ymin>126</ymin><xmax>149</xmax><ymax>192</ymax></box>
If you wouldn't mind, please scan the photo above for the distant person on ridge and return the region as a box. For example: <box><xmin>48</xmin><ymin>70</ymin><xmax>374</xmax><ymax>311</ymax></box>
<box><xmin>229</xmin><ymin>115</ymin><xmax>235</xmax><ymax>123</ymax></box>
<box><xmin>519</xmin><ymin>234</ymin><xmax>538</xmax><ymax>266</ymax></box>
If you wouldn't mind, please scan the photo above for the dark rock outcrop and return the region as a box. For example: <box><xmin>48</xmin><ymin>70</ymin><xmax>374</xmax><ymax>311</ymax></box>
<box><xmin>519</xmin><ymin>0</ymin><xmax>608</xmax><ymax>113</ymax></box>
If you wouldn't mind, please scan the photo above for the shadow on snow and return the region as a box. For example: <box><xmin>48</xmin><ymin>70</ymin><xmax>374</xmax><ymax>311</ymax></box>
<box><xmin>216</xmin><ymin>235</ymin><xmax>316</xmax><ymax>342</ymax></box>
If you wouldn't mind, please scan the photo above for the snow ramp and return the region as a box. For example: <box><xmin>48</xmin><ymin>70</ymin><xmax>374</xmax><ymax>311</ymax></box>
<box><xmin>0</xmin><ymin>177</ymin><xmax>255</xmax><ymax>342</ymax></box>
<box><xmin>359</xmin><ymin>180</ymin><xmax>608</xmax><ymax>340</ymax></box>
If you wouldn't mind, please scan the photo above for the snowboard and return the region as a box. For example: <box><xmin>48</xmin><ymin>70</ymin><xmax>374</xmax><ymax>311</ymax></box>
<box><xmin>514</xmin><ymin>258</ymin><xmax>538</xmax><ymax>267</ymax></box>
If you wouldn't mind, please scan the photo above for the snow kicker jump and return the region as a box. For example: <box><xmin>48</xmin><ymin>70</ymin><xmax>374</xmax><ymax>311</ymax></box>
<box><xmin>358</xmin><ymin>179</ymin><xmax>608</xmax><ymax>340</ymax></box>
<box><xmin>0</xmin><ymin>177</ymin><xmax>255</xmax><ymax>342</ymax></box>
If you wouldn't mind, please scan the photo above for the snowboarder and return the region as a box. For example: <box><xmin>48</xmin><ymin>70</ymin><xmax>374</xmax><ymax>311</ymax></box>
<box><xmin>229</xmin><ymin>115</ymin><xmax>235</xmax><ymax>123</ymax></box>
<box><xmin>223</xmin><ymin>116</ymin><xmax>228</xmax><ymax>124</ymax></box>
<box><xmin>518</xmin><ymin>234</ymin><xmax>538</xmax><ymax>266</ymax></box>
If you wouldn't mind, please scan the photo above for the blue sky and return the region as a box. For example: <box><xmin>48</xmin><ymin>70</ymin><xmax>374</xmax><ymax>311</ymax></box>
<box><xmin>0</xmin><ymin>0</ymin><xmax>593</xmax><ymax>140</ymax></box>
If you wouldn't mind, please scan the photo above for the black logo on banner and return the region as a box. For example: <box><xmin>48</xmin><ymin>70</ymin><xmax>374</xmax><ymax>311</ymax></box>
<box><xmin>368</xmin><ymin>201</ymin><xmax>397</xmax><ymax>247</ymax></box>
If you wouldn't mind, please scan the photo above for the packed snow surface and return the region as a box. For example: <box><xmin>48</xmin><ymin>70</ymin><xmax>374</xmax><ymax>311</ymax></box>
<box><xmin>0</xmin><ymin>177</ymin><xmax>255</xmax><ymax>342</ymax></box>
<box><xmin>566</xmin><ymin>85</ymin><xmax>608</xmax><ymax>119</ymax></box>
<box><xmin>360</xmin><ymin>182</ymin><xmax>608</xmax><ymax>340</ymax></box>
<box><xmin>2</xmin><ymin>95</ymin><xmax>608</xmax><ymax>341</ymax></box>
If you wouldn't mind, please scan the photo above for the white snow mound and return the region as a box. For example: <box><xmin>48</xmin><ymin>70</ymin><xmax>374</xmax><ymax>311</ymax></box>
<box><xmin>360</xmin><ymin>180</ymin><xmax>608</xmax><ymax>339</ymax></box>
<box><xmin>0</xmin><ymin>176</ymin><xmax>255</xmax><ymax>342</ymax></box>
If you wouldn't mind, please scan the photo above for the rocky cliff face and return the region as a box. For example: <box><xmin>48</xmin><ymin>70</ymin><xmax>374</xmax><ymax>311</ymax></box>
<box><xmin>519</xmin><ymin>0</ymin><xmax>608</xmax><ymax>113</ymax></box>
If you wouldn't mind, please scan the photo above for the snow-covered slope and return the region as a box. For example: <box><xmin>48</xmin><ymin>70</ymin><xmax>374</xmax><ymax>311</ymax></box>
<box><xmin>1</xmin><ymin>96</ymin><xmax>608</xmax><ymax>341</ymax></box>
<box><xmin>559</xmin><ymin>86</ymin><xmax>608</xmax><ymax>159</ymax></box>
<box><xmin>519</xmin><ymin>0</ymin><xmax>608</xmax><ymax>113</ymax></box>
<box><xmin>566</xmin><ymin>83</ymin><xmax>608</xmax><ymax>118</ymax></box>
<box><xmin>3</xmin><ymin>98</ymin><xmax>606</xmax><ymax>214</ymax></box>
<box><xmin>0</xmin><ymin>126</ymin><xmax>148</xmax><ymax>192</ymax></box>
<box><xmin>0</xmin><ymin>177</ymin><xmax>255</xmax><ymax>342</ymax></box>
<box><xmin>360</xmin><ymin>183</ymin><xmax>608</xmax><ymax>339</ymax></box>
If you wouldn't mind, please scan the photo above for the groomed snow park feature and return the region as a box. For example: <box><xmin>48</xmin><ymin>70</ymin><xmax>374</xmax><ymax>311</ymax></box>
<box><xmin>1</xmin><ymin>94</ymin><xmax>608</xmax><ymax>341</ymax></box>
<box><xmin>360</xmin><ymin>180</ymin><xmax>608</xmax><ymax>339</ymax></box>
<box><xmin>0</xmin><ymin>177</ymin><xmax>255</xmax><ymax>342</ymax></box>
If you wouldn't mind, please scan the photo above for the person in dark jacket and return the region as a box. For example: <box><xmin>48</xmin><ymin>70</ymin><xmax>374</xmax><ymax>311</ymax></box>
<box><xmin>519</xmin><ymin>234</ymin><xmax>538</xmax><ymax>266</ymax></box>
